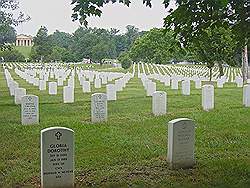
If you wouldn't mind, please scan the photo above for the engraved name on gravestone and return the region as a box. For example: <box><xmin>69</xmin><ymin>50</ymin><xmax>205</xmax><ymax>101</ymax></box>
<box><xmin>41</xmin><ymin>127</ymin><xmax>74</xmax><ymax>188</ymax></box>
<box><xmin>21</xmin><ymin>95</ymin><xmax>39</xmax><ymax>125</ymax></box>
<box><xmin>167</xmin><ymin>118</ymin><xmax>195</xmax><ymax>169</ymax></box>
<box><xmin>91</xmin><ymin>93</ymin><xmax>107</xmax><ymax>123</ymax></box>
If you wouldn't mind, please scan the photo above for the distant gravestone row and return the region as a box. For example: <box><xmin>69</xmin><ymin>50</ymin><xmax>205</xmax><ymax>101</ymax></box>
<box><xmin>2</xmin><ymin>64</ymin><xmax>250</xmax><ymax>127</ymax></box>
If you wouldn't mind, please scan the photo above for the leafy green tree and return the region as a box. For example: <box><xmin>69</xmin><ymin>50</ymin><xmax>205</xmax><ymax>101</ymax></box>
<box><xmin>189</xmin><ymin>27</ymin><xmax>237</xmax><ymax>80</ymax></box>
<box><xmin>49</xmin><ymin>30</ymin><xmax>73</xmax><ymax>49</ymax></box>
<box><xmin>128</xmin><ymin>28</ymin><xmax>186</xmax><ymax>64</ymax></box>
<box><xmin>71</xmin><ymin>0</ymin><xmax>249</xmax><ymax>79</ymax></box>
<box><xmin>0</xmin><ymin>0</ymin><xmax>29</xmax><ymax>50</ymax></box>
<box><xmin>32</xmin><ymin>26</ymin><xmax>52</xmax><ymax>62</ymax></box>
<box><xmin>71</xmin><ymin>0</ymin><xmax>248</xmax><ymax>47</ymax></box>
<box><xmin>0</xmin><ymin>24</ymin><xmax>16</xmax><ymax>47</ymax></box>
<box><xmin>50</xmin><ymin>46</ymin><xmax>65</xmax><ymax>62</ymax></box>
<box><xmin>0</xmin><ymin>48</ymin><xmax>25</xmax><ymax>62</ymax></box>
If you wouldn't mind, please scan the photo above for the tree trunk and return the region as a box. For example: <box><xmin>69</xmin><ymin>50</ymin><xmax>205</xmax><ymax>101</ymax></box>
<box><xmin>242</xmin><ymin>45</ymin><xmax>248</xmax><ymax>82</ymax></box>
<box><xmin>218</xmin><ymin>63</ymin><xmax>224</xmax><ymax>78</ymax></box>
<box><xmin>209</xmin><ymin>67</ymin><xmax>212</xmax><ymax>81</ymax></box>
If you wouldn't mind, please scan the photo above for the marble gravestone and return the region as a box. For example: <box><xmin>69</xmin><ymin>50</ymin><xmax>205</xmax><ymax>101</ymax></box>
<box><xmin>243</xmin><ymin>85</ymin><xmax>250</xmax><ymax>107</ymax></box>
<box><xmin>202</xmin><ymin>85</ymin><xmax>214</xmax><ymax>111</ymax></box>
<box><xmin>152</xmin><ymin>91</ymin><xmax>167</xmax><ymax>116</ymax></box>
<box><xmin>41</xmin><ymin>127</ymin><xmax>74</xmax><ymax>188</ymax></box>
<box><xmin>21</xmin><ymin>95</ymin><xmax>39</xmax><ymax>125</ymax></box>
<box><xmin>63</xmin><ymin>86</ymin><xmax>74</xmax><ymax>103</ymax></box>
<box><xmin>182</xmin><ymin>80</ymin><xmax>190</xmax><ymax>95</ymax></box>
<box><xmin>91</xmin><ymin>93</ymin><xmax>107</xmax><ymax>123</ymax></box>
<box><xmin>146</xmin><ymin>82</ymin><xmax>156</xmax><ymax>96</ymax></box>
<box><xmin>195</xmin><ymin>79</ymin><xmax>202</xmax><ymax>89</ymax></box>
<box><xmin>82</xmin><ymin>81</ymin><xmax>91</xmax><ymax>93</ymax></box>
<box><xmin>57</xmin><ymin>77</ymin><xmax>64</xmax><ymax>86</ymax></box>
<box><xmin>171</xmin><ymin>79</ymin><xmax>178</xmax><ymax>90</ymax></box>
<box><xmin>106</xmin><ymin>84</ymin><xmax>117</xmax><ymax>101</ymax></box>
<box><xmin>49</xmin><ymin>82</ymin><xmax>57</xmax><ymax>95</ymax></box>
<box><xmin>94</xmin><ymin>78</ymin><xmax>101</xmax><ymax>89</ymax></box>
<box><xmin>39</xmin><ymin>80</ymin><xmax>46</xmax><ymax>91</ymax></box>
<box><xmin>15</xmin><ymin>88</ymin><xmax>26</xmax><ymax>105</ymax></box>
<box><xmin>167</xmin><ymin>118</ymin><xmax>195</xmax><ymax>169</ymax></box>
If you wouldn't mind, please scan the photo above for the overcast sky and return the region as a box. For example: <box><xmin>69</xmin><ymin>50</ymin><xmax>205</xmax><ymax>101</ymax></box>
<box><xmin>15</xmin><ymin>0</ymin><xmax>173</xmax><ymax>36</ymax></box>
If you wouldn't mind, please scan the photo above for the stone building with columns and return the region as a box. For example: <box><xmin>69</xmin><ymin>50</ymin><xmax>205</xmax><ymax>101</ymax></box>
<box><xmin>15</xmin><ymin>34</ymin><xmax>33</xmax><ymax>46</ymax></box>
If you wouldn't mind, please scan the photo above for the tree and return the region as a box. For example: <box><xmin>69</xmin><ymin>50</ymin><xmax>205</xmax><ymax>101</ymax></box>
<box><xmin>127</xmin><ymin>28</ymin><xmax>186</xmax><ymax>64</ymax></box>
<box><xmin>71</xmin><ymin>0</ymin><xmax>249</xmax><ymax>79</ymax></box>
<box><xmin>49</xmin><ymin>30</ymin><xmax>73</xmax><ymax>49</ymax></box>
<box><xmin>0</xmin><ymin>0</ymin><xmax>29</xmax><ymax>50</ymax></box>
<box><xmin>118</xmin><ymin>52</ymin><xmax>132</xmax><ymax>69</ymax></box>
<box><xmin>71</xmin><ymin>0</ymin><xmax>248</xmax><ymax>47</ymax></box>
<box><xmin>32</xmin><ymin>26</ymin><xmax>52</xmax><ymax>62</ymax></box>
<box><xmin>0</xmin><ymin>48</ymin><xmax>25</xmax><ymax>62</ymax></box>
<box><xmin>189</xmin><ymin>27</ymin><xmax>237</xmax><ymax>80</ymax></box>
<box><xmin>0</xmin><ymin>24</ymin><xmax>16</xmax><ymax>47</ymax></box>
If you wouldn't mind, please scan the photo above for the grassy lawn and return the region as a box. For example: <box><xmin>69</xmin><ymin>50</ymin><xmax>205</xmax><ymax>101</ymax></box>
<box><xmin>15</xmin><ymin>46</ymin><xmax>32</xmax><ymax>58</ymax></box>
<box><xmin>0</xmin><ymin>63</ymin><xmax>249</xmax><ymax>187</ymax></box>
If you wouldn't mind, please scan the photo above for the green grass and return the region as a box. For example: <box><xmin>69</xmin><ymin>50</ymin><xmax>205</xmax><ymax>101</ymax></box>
<box><xmin>15</xmin><ymin>46</ymin><xmax>32</xmax><ymax>58</ymax></box>
<box><xmin>0</xmin><ymin>63</ymin><xmax>249</xmax><ymax>187</ymax></box>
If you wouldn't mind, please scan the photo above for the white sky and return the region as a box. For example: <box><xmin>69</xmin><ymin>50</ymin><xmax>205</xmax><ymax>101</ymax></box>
<box><xmin>15</xmin><ymin>0</ymin><xmax>173</xmax><ymax>36</ymax></box>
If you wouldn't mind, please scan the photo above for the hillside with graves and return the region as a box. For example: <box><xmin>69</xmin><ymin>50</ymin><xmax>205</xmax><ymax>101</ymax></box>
<box><xmin>0</xmin><ymin>62</ymin><xmax>249</xmax><ymax>187</ymax></box>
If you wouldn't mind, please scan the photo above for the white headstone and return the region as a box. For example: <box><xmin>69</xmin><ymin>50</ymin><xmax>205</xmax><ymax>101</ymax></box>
<box><xmin>167</xmin><ymin>118</ymin><xmax>195</xmax><ymax>169</ymax></box>
<box><xmin>82</xmin><ymin>81</ymin><xmax>91</xmax><ymax>93</ymax></box>
<box><xmin>57</xmin><ymin>77</ymin><xmax>64</xmax><ymax>86</ymax></box>
<box><xmin>39</xmin><ymin>80</ymin><xmax>46</xmax><ymax>91</ymax></box>
<box><xmin>49</xmin><ymin>82</ymin><xmax>57</xmax><ymax>95</ymax></box>
<box><xmin>15</xmin><ymin>88</ymin><xmax>26</xmax><ymax>105</ymax></box>
<box><xmin>152</xmin><ymin>91</ymin><xmax>167</xmax><ymax>116</ymax></box>
<box><xmin>106</xmin><ymin>84</ymin><xmax>117</xmax><ymax>101</ymax></box>
<box><xmin>171</xmin><ymin>79</ymin><xmax>178</xmax><ymax>90</ymax></box>
<box><xmin>94</xmin><ymin>78</ymin><xmax>101</xmax><ymax>88</ymax></box>
<box><xmin>195</xmin><ymin>80</ymin><xmax>201</xmax><ymax>89</ymax></box>
<box><xmin>91</xmin><ymin>93</ymin><xmax>107</xmax><ymax>123</ymax></box>
<box><xmin>146</xmin><ymin>82</ymin><xmax>156</xmax><ymax>96</ymax></box>
<box><xmin>63</xmin><ymin>86</ymin><xmax>74</xmax><ymax>103</ymax></box>
<box><xmin>243</xmin><ymin>85</ymin><xmax>250</xmax><ymax>107</ymax></box>
<box><xmin>41</xmin><ymin>127</ymin><xmax>74</xmax><ymax>188</ymax></box>
<box><xmin>21</xmin><ymin>95</ymin><xmax>39</xmax><ymax>125</ymax></box>
<box><xmin>202</xmin><ymin>85</ymin><xmax>214</xmax><ymax>111</ymax></box>
<box><xmin>217</xmin><ymin>79</ymin><xmax>224</xmax><ymax>88</ymax></box>
<box><xmin>182</xmin><ymin>80</ymin><xmax>190</xmax><ymax>95</ymax></box>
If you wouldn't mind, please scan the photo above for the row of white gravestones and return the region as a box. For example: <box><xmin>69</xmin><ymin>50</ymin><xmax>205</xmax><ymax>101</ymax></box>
<box><xmin>243</xmin><ymin>85</ymin><xmax>250</xmax><ymax>107</ymax></box>
<box><xmin>40</xmin><ymin>118</ymin><xmax>195</xmax><ymax>187</ymax></box>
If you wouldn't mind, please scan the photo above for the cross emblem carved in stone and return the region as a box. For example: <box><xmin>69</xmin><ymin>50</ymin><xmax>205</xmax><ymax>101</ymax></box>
<box><xmin>55</xmin><ymin>131</ymin><xmax>62</xmax><ymax>140</ymax></box>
